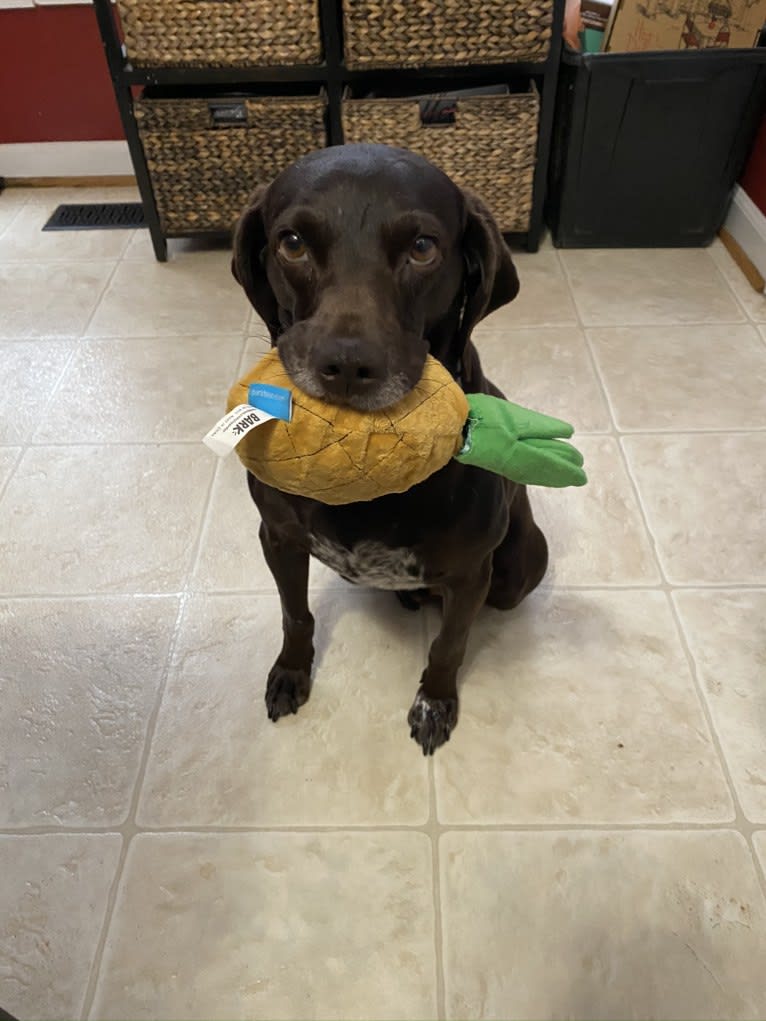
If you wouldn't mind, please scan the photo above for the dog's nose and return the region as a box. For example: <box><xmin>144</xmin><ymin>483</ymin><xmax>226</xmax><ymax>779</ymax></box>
<box><xmin>312</xmin><ymin>338</ymin><xmax>385</xmax><ymax>399</ymax></box>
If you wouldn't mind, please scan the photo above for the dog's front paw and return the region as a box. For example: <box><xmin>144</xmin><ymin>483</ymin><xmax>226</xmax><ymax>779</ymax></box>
<box><xmin>265</xmin><ymin>665</ymin><xmax>311</xmax><ymax>721</ymax></box>
<box><xmin>407</xmin><ymin>688</ymin><xmax>458</xmax><ymax>755</ymax></box>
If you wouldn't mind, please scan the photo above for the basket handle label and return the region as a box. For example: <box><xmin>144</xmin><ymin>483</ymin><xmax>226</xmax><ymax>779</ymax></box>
<box><xmin>209</xmin><ymin>101</ymin><xmax>248</xmax><ymax>128</ymax></box>
<box><xmin>419</xmin><ymin>99</ymin><xmax>457</xmax><ymax>127</ymax></box>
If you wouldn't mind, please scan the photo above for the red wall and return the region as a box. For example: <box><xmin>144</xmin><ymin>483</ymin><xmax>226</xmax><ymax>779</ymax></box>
<box><xmin>0</xmin><ymin>6</ymin><xmax>124</xmax><ymax>143</ymax></box>
<box><xmin>740</xmin><ymin>114</ymin><xmax>766</xmax><ymax>218</ymax></box>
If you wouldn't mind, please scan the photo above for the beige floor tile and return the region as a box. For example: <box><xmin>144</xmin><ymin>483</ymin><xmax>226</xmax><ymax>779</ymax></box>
<box><xmin>138</xmin><ymin>591</ymin><xmax>429</xmax><ymax>826</ymax></box>
<box><xmin>589</xmin><ymin>324</ymin><xmax>766</xmax><ymax>431</ymax></box>
<box><xmin>0</xmin><ymin>445</ymin><xmax>214</xmax><ymax>594</ymax></box>
<box><xmin>441</xmin><ymin>830</ymin><xmax>766</xmax><ymax>1020</ymax></box>
<box><xmin>0</xmin><ymin>262</ymin><xmax>114</xmax><ymax>339</ymax></box>
<box><xmin>0</xmin><ymin>447</ymin><xmax>20</xmax><ymax>490</ymax></box>
<box><xmin>710</xmin><ymin>239</ymin><xmax>766</xmax><ymax>323</ymax></box>
<box><xmin>481</xmin><ymin>251</ymin><xmax>578</xmax><ymax>328</ymax></box>
<box><xmin>0</xmin><ymin>203</ymin><xmax>132</xmax><ymax>262</ymax></box>
<box><xmin>234</xmin><ymin>331</ymin><xmax>271</xmax><ymax>381</ymax></box>
<box><xmin>0</xmin><ymin>834</ymin><xmax>121</xmax><ymax>1021</ymax></box>
<box><xmin>561</xmin><ymin>248</ymin><xmax>744</xmax><ymax>326</ymax></box>
<box><xmin>121</xmin><ymin>231</ymin><xmax>232</xmax><ymax>262</ymax></box>
<box><xmin>0</xmin><ymin>341</ymin><xmax>73</xmax><ymax>443</ymax></box>
<box><xmin>192</xmin><ymin>457</ymin><xmax>273</xmax><ymax>591</ymax></box>
<box><xmin>532</xmin><ymin>436</ymin><xmax>660</xmax><ymax>586</ymax></box>
<box><xmin>93</xmin><ymin>831</ymin><xmax>436</xmax><ymax>1020</ymax></box>
<box><xmin>472</xmin><ymin>325</ymin><xmax>611</xmax><ymax>433</ymax></box>
<box><xmin>86</xmin><ymin>252</ymin><xmax>249</xmax><ymax>338</ymax></box>
<box><xmin>246</xmin><ymin>314</ymin><xmax>272</xmax><ymax>349</ymax></box>
<box><xmin>623</xmin><ymin>433</ymin><xmax>766</xmax><ymax>584</ymax></box>
<box><xmin>192</xmin><ymin>455</ymin><xmax>348</xmax><ymax>592</ymax></box>
<box><xmin>33</xmin><ymin>335</ymin><xmax>243</xmax><ymax>443</ymax></box>
<box><xmin>432</xmin><ymin>589</ymin><xmax>732</xmax><ymax>824</ymax></box>
<box><xmin>0</xmin><ymin>195</ymin><xmax>24</xmax><ymax>234</ymax></box>
<box><xmin>0</xmin><ymin>597</ymin><xmax>177</xmax><ymax>826</ymax></box>
<box><xmin>674</xmin><ymin>590</ymin><xmax>766</xmax><ymax>823</ymax></box>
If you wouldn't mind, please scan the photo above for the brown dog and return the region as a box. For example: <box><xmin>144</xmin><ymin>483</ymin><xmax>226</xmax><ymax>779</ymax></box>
<box><xmin>232</xmin><ymin>143</ymin><xmax>548</xmax><ymax>754</ymax></box>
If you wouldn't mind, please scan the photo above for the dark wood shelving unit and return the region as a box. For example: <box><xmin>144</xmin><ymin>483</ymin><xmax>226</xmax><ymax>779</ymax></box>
<box><xmin>93</xmin><ymin>0</ymin><xmax>564</xmax><ymax>261</ymax></box>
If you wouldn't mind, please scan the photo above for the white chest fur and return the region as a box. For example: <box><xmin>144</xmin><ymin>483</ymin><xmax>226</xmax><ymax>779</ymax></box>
<box><xmin>309</xmin><ymin>535</ymin><xmax>425</xmax><ymax>590</ymax></box>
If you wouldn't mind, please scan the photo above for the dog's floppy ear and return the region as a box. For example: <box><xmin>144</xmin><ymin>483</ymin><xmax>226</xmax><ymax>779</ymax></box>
<box><xmin>457</xmin><ymin>189</ymin><xmax>520</xmax><ymax>356</ymax></box>
<box><xmin>231</xmin><ymin>184</ymin><xmax>281</xmax><ymax>341</ymax></box>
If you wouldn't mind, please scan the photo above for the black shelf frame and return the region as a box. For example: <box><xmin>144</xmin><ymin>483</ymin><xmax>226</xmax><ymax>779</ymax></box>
<box><xmin>94</xmin><ymin>0</ymin><xmax>564</xmax><ymax>261</ymax></box>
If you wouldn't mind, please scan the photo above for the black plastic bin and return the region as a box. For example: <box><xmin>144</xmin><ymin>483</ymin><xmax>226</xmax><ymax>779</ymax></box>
<box><xmin>548</xmin><ymin>46</ymin><xmax>766</xmax><ymax>247</ymax></box>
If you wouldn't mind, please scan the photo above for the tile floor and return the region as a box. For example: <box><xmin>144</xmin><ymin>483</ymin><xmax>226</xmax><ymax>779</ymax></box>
<box><xmin>1</xmin><ymin>185</ymin><xmax>766</xmax><ymax>1020</ymax></box>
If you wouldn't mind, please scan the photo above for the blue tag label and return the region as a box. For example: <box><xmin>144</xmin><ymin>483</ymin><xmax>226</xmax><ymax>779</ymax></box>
<box><xmin>247</xmin><ymin>383</ymin><xmax>293</xmax><ymax>422</ymax></box>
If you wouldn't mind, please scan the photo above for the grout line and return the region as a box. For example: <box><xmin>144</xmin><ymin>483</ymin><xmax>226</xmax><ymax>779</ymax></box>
<box><xmin>429</xmin><ymin>806</ymin><xmax>448</xmax><ymax>1021</ymax></box>
<box><xmin>0</xmin><ymin>202</ymin><xmax>27</xmax><ymax>241</ymax></box>
<box><xmin>501</xmin><ymin>315</ymin><xmax>748</xmax><ymax>329</ymax></box>
<box><xmin>751</xmin><ymin>833</ymin><xmax>766</xmax><ymax>897</ymax></box>
<box><xmin>0</xmin><ymin>591</ymin><xmax>186</xmax><ymax>602</ymax></box>
<box><xmin>599</xmin><ymin>426</ymin><xmax>766</xmax><ymax>435</ymax></box>
<box><xmin>78</xmin><ymin>590</ymin><xmax>187</xmax><ymax>1021</ymax></box>
<box><xmin>78</xmin><ymin>833</ymin><xmax>130</xmax><ymax>1021</ymax></box>
<box><xmin>3</xmin><ymin>821</ymin><xmax>762</xmax><ymax>838</ymax></box>
<box><xmin>0</xmin><ymin>335</ymin><xmax>84</xmax><ymax>490</ymax></box>
<box><xmin>12</xmin><ymin>424</ymin><xmax>766</xmax><ymax>449</ymax></box>
<box><xmin>667</xmin><ymin>590</ymin><xmax>766</xmax><ymax>904</ymax></box>
<box><xmin>0</xmin><ymin>446</ymin><xmax>24</xmax><ymax>505</ymax></box>
<box><xmin>0</xmin><ymin>330</ymin><xmax>252</xmax><ymax>343</ymax></box>
<box><xmin>186</xmin><ymin>329</ymin><xmax>252</xmax><ymax>583</ymax></box>
<box><xmin>24</xmin><ymin>344</ymin><xmax>94</xmax><ymax>445</ymax></box>
<box><xmin>554</xmin><ymin>248</ymin><xmax>620</xmax><ymax>444</ymax></box>
<box><xmin>420</xmin><ymin>609</ymin><xmax>447</xmax><ymax>1021</ymax></box>
<box><xmin>79</xmin><ymin>259</ymin><xmax>123</xmax><ymax>341</ymax></box>
<box><xmin>1</xmin><ymin>583</ymin><xmax>765</xmax><ymax>602</ymax></box>
<box><xmin>21</xmin><ymin>439</ymin><xmax>218</xmax><ymax>448</ymax></box>
<box><xmin>579</xmin><ymin>333</ymin><xmax>670</xmax><ymax>582</ymax></box>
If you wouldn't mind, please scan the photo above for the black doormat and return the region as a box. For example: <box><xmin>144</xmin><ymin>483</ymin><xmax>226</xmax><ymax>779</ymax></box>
<box><xmin>43</xmin><ymin>202</ymin><xmax>147</xmax><ymax>231</ymax></box>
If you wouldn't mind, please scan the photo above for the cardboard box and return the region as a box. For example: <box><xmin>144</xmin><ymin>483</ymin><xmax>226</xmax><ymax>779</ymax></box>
<box><xmin>606</xmin><ymin>0</ymin><xmax>766</xmax><ymax>52</ymax></box>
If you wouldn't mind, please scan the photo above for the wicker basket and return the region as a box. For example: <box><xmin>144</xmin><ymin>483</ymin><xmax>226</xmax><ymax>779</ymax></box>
<box><xmin>117</xmin><ymin>1</ymin><xmax>322</xmax><ymax>68</ymax></box>
<box><xmin>342</xmin><ymin>0</ymin><xmax>554</xmax><ymax>69</ymax></box>
<box><xmin>342</xmin><ymin>88</ymin><xmax>539</xmax><ymax>232</ymax></box>
<box><xmin>135</xmin><ymin>95</ymin><xmax>327</xmax><ymax>233</ymax></box>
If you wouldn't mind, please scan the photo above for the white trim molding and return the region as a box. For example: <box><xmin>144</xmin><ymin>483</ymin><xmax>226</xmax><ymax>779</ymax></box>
<box><xmin>0</xmin><ymin>140</ymin><xmax>132</xmax><ymax>178</ymax></box>
<box><xmin>723</xmin><ymin>184</ymin><xmax>766</xmax><ymax>282</ymax></box>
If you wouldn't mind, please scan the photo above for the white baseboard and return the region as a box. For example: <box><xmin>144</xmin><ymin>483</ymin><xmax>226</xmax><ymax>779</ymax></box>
<box><xmin>0</xmin><ymin>140</ymin><xmax>132</xmax><ymax>179</ymax></box>
<box><xmin>723</xmin><ymin>184</ymin><xmax>766</xmax><ymax>282</ymax></box>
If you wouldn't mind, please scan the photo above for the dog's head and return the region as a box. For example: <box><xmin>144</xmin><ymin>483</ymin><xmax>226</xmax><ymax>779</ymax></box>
<box><xmin>232</xmin><ymin>143</ymin><xmax>519</xmax><ymax>410</ymax></box>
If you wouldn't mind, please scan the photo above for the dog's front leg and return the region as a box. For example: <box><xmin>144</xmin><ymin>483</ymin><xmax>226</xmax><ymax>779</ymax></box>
<box><xmin>259</xmin><ymin>521</ymin><xmax>315</xmax><ymax>721</ymax></box>
<box><xmin>408</xmin><ymin>555</ymin><xmax>492</xmax><ymax>755</ymax></box>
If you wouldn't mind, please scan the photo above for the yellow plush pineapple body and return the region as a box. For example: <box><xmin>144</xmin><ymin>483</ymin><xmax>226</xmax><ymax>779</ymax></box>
<box><xmin>228</xmin><ymin>349</ymin><xmax>469</xmax><ymax>504</ymax></box>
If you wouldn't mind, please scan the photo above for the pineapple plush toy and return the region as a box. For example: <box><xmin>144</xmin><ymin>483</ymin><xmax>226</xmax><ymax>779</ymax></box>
<box><xmin>204</xmin><ymin>349</ymin><xmax>586</xmax><ymax>504</ymax></box>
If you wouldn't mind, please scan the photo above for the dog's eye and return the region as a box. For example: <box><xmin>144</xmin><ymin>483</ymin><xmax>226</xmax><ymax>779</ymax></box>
<box><xmin>278</xmin><ymin>231</ymin><xmax>308</xmax><ymax>262</ymax></box>
<box><xmin>409</xmin><ymin>236</ymin><xmax>438</xmax><ymax>265</ymax></box>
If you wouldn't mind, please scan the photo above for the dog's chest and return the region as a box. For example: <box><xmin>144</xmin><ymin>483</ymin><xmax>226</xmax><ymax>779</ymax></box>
<box><xmin>308</xmin><ymin>535</ymin><xmax>425</xmax><ymax>590</ymax></box>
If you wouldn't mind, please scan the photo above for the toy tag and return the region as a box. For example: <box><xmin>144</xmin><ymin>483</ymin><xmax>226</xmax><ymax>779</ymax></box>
<box><xmin>247</xmin><ymin>382</ymin><xmax>292</xmax><ymax>421</ymax></box>
<box><xmin>203</xmin><ymin>404</ymin><xmax>277</xmax><ymax>457</ymax></box>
